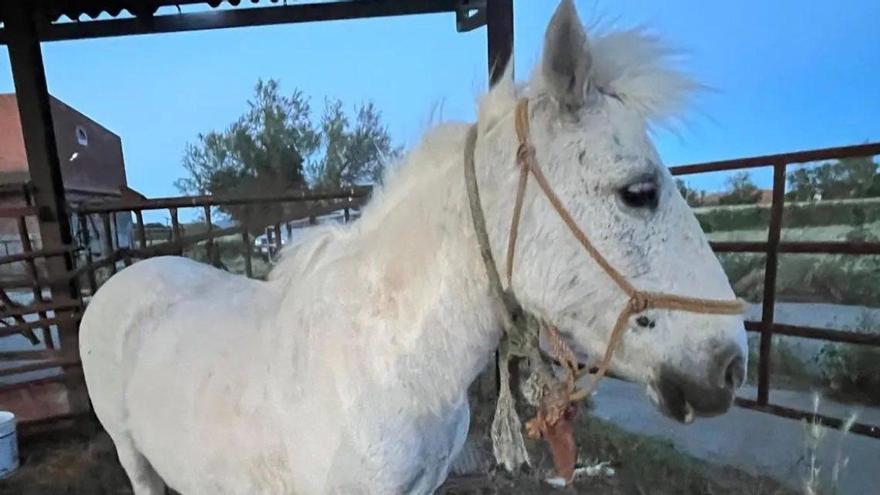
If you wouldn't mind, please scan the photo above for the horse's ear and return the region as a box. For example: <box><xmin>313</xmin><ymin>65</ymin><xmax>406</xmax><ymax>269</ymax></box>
<box><xmin>542</xmin><ymin>0</ymin><xmax>591</xmax><ymax>110</ymax></box>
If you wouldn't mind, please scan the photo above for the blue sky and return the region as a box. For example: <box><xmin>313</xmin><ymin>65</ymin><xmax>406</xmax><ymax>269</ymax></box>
<box><xmin>1</xmin><ymin>0</ymin><xmax>878</xmax><ymax>210</ymax></box>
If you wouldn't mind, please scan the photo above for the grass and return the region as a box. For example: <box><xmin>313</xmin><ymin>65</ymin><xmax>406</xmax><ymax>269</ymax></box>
<box><xmin>816</xmin><ymin>311</ymin><xmax>880</xmax><ymax>405</ymax></box>
<box><xmin>746</xmin><ymin>334</ymin><xmax>821</xmax><ymax>390</ymax></box>
<box><xmin>799</xmin><ymin>395</ymin><xmax>858</xmax><ymax>495</ymax></box>
<box><xmin>447</xmin><ymin>382</ymin><xmax>796</xmax><ymax>495</ymax></box>
<box><xmin>0</xmin><ymin>427</ymin><xmax>132</xmax><ymax>495</ymax></box>
<box><xmin>440</xmin><ymin>413</ymin><xmax>796</xmax><ymax>494</ymax></box>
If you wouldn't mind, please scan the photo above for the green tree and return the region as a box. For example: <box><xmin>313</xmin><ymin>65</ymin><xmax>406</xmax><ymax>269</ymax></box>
<box><xmin>718</xmin><ymin>172</ymin><xmax>761</xmax><ymax>205</ymax></box>
<box><xmin>675</xmin><ymin>178</ymin><xmax>705</xmax><ymax>207</ymax></box>
<box><xmin>786</xmin><ymin>157</ymin><xmax>879</xmax><ymax>201</ymax></box>
<box><xmin>176</xmin><ymin>79</ymin><xmax>398</xmax><ymax>225</ymax></box>
<box><xmin>307</xmin><ymin>99</ymin><xmax>401</xmax><ymax>189</ymax></box>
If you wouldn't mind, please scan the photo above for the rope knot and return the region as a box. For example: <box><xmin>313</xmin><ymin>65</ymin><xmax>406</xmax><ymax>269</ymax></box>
<box><xmin>517</xmin><ymin>142</ymin><xmax>536</xmax><ymax>167</ymax></box>
<box><xmin>628</xmin><ymin>293</ymin><xmax>652</xmax><ymax>314</ymax></box>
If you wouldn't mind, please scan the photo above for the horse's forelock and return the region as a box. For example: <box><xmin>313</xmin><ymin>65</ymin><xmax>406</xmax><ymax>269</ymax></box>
<box><xmin>478</xmin><ymin>27</ymin><xmax>698</xmax><ymax>130</ymax></box>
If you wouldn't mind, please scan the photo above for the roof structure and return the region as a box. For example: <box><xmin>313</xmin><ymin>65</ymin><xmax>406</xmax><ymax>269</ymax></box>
<box><xmin>0</xmin><ymin>0</ymin><xmax>488</xmax><ymax>43</ymax></box>
<box><xmin>0</xmin><ymin>93</ymin><xmax>135</xmax><ymax>198</ymax></box>
<box><xmin>0</xmin><ymin>95</ymin><xmax>28</xmax><ymax>179</ymax></box>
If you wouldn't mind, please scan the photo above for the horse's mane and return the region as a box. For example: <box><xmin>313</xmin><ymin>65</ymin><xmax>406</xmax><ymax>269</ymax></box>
<box><xmin>268</xmin><ymin>123</ymin><xmax>471</xmax><ymax>283</ymax></box>
<box><xmin>269</xmin><ymin>28</ymin><xmax>694</xmax><ymax>283</ymax></box>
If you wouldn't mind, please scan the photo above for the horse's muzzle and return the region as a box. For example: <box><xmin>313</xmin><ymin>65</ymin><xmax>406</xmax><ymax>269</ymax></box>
<box><xmin>651</xmin><ymin>343</ymin><xmax>745</xmax><ymax>423</ymax></box>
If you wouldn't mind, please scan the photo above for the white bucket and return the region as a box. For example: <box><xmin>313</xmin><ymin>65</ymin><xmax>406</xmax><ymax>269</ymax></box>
<box><xmin>0</xmin><ymin>411</ymin><xmax>18</xmax><ymax>479</ymax></box>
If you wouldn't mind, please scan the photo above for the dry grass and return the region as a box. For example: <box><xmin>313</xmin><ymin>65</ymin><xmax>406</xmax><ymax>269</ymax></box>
<box><xmin>437</xmin><ymin>412</ymin><xmax>797</xmax><ymax>495</ymax></box>
<box><xmin>799</xmin><ymin>395</ymin><xmax>858</xmax><ymax>495</ymax></box>
<box><xmin>2</xmin><ymin>409</ymin><xmax>797</xmax><ymax>495</ymax></box>
<box><xmin>1</xmin><ymin>429</ymin><xmax>132</xmax><ymax>495</ymax></box>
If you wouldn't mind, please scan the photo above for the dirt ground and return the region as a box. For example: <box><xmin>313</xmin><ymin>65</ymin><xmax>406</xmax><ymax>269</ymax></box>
<box><xmin>1</xmin><ymin>411</ymin><xmax>797</xmax><ymax>495</ymax></box>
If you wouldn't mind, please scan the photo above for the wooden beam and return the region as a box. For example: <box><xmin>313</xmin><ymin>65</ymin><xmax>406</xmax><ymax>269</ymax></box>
<box><xmin>1</xmin><ymin>0</ymin><xmax>461</xmax><ymax>43</ymax></box>
<box><xmin>71</xmin><ymin>187</ymin><xmax>371</xmax><ymax>215</ymax></box>
<box><xmin>486</xmin><ymin>0</ymin><xmax>513</xmax><ymax>86</ymax></box>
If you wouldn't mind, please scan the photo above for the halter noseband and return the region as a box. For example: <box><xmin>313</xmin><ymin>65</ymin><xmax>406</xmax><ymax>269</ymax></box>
<box><xmin>464</xmin><ymin>97</ymin><xmax>744</xmax><ymax>481</ymax></box>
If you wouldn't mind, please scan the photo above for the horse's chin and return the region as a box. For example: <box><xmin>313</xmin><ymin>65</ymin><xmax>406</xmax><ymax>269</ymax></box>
<box><xmin>647</xmin><ymin>382</ymin><xmax>696</xmax><ymax>424</ymax></box>
<box><xmin>646</xmin><ymin>381</ymin><xmax>733</xmax><ymax>424</ymax></box>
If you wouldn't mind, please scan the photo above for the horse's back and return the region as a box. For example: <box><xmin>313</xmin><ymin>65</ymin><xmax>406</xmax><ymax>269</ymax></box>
<box><xmin>80</xmin><ymin>255</ymin><xmax>275</xmax><ymax>435</ymax></box>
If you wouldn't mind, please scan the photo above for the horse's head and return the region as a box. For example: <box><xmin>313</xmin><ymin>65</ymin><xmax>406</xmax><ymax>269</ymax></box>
<box><xmin>474</xmin><ymin>0</ymin><xmax>746</xmax><ymax>422</ymax></box>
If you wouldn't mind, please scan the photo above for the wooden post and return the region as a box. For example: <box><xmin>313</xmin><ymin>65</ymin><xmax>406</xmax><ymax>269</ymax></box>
<box><xmin>170</xmin><ymin>207</ymin><xmax>182</xmax><ymax>255</ymax></box>
<box><xmin>101</xmin><ymin>213</ymin><xmax>116</xmax><ymax>275</ymax></box>
<box><xmin>487</xmin><ymin>0</ymin><xmax>514</xmax><ymax>86</ymax></box>
<box><xmin>78</xmin><ymin>213</ymin><xmax>97</xmax><ymax>294</ymax></box>
<box><xmin>134</xmin><ymin>210</ymin><xmax>147</xmax><ymax>249</ymax></box>
<box><xmin>5</xmin><ymin>3</ymin><xmax>86</xmax><ymax>412</ymax></box>
<box><xmin>17</xmin><ymin>216</ymin><xmax>53</xmax><ymax>348</ymax></box>
<box><xmin>112</xmin><ymin>212</ymin><xmax>120</xmax><ymax>249</ymax></box>
<box><xmin>274</xmin><ymin>222</ymin><xmax>282</xmax><ymax>255</ymax></box>
<box><xmin>241</xmin><ymin>228</ymin><xmax>253</xmax><ymax>278</ymax></box>
<box><xmin>204</xmin><ymin>205</ymin><xmax>218</xmax><ymax>266</ymax></box>
<box><xmin>487</xmin><ymin>0</ymin><xmax>514</xmax><ymax>393</ymax></box>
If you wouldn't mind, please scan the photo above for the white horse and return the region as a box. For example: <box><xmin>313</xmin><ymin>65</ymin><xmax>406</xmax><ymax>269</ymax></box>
<box><xmin>80</xmin><ymin>2</ymin><xmax>747</xmax><ymax>493</ymax></box>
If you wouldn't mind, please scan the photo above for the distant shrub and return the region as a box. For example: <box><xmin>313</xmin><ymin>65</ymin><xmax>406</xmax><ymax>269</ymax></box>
<box><xmin>817</xmin><ymin>312</ymin><xmax>880</xmax><ymax>405</ymax></box>
<box><xmin>716</xmin><ymin>252</ymin><xmax>880</xmax><ymax>307</ymax></box>
<box><xmin>746</xmin><ymin>335</ymin><xmax>818</xmax><ymax>388</ymax></box>
<box><xmin>695</xmin><ymin>199</ymin><xmax>880</xmax><ymax>232</ymax></box>
<box><xmin>817</xmin><ymin>344</ymin><xmax>880</xmax><ymax>405</ymax></box>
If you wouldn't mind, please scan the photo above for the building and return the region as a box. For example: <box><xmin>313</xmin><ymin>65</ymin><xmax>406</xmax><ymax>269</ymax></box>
<box><xmin>0</xmin><ymin>93</ymin><xmax>138</xmax><ymax>274</ymax></box>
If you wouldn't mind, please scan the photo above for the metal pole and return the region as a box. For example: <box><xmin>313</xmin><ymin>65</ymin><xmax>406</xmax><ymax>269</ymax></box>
<box><xmin>757</xmin><ymin>162</ymin><xmax>787</xmax><ymax>405</ymax></box>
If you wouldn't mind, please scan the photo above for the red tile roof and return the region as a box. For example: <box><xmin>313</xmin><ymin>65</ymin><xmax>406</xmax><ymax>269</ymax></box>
<box><xmin>0</xmin><ymin>94</ymin><xmax>28</xmax><ymax>174</ymax></box>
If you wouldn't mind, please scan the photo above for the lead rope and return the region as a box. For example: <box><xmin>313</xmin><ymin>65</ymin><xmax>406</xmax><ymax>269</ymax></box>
<box><xmin>463</xmin><ymin>125</ymin><xmax>553</xmax><ymax>471</ymax></box>
<box><xmin>464</xmin><ymin>98</ymin><xmax>746</xmax><ymax>484</ymax></box>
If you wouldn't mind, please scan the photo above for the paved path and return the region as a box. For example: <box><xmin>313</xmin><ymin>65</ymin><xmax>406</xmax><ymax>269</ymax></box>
<box><xmin>588</xmin><ymin>379</ymin><xmax>880</xmax><ymax>494</ymax></box>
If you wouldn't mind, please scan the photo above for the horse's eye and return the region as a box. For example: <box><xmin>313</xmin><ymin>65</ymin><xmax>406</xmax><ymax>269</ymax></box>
<box><xmin>619</xmin><ymin>180</ymin><xmax>659</xmax><ymax>210</ymax></box>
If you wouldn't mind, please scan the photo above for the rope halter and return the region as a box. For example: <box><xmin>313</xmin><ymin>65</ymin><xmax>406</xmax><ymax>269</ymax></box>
<box><xmin>464</xmin><ymin>97</ymin><xmax>745</xmax><ymax>482</ymax></box>
<box><xmin>505</xmin><ymin>98</ymin><xmax>745</xmax><ymax>400</ymax></box>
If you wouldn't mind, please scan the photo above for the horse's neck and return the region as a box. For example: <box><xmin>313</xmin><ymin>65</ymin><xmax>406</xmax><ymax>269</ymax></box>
<box><xmin>351</xmin><ymin>132</ymin><xmax>503</xmax><ymax>408</ymax></box>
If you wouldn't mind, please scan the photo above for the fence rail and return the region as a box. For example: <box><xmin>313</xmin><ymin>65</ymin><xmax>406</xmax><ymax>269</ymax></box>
<box><xmin>672</xmin><ymin>141</ymin><xmax>880</xmax><ymax>439</ymax></box>
<box><xmin>3</xmin><ymin>144</ymin><xmax>880</xmax><ymax>438</ymax></box>
<box><xmin>709</xmin><ymin>241</ymin><xmax>880</xmax><ymax>255</ymax></box>
<box><xmin>0</xmin><ymin>200</ymin><xmax>83</xmax><ymax>429</ymax></box>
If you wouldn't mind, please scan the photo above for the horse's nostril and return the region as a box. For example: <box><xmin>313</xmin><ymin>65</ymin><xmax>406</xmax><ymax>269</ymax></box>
<box><xmin>724</xmin><ymin>354</ymin><xmax>745</xmax><ymax>390</ymax></box>
<box><xmin>635</xmin><ymin>316</ymin><xmax>653</xmax><ymax>328</ymax></box>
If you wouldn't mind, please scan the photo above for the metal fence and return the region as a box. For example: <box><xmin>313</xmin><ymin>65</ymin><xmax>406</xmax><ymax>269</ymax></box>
<box><xmin>2</xmin><ymin>143</ymin><xmax>879</xmax><ymax>438</ymax></box>
<box><xmin>669</xmin><ymin>142</ymin><xmax>880</xmax><ymax>439</ymax></box>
